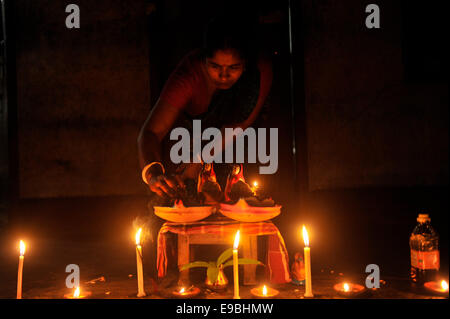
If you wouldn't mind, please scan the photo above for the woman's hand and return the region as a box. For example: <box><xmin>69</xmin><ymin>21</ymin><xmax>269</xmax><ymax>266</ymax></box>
<box><xmin>148</xmin><ymin>173</ymin><xmax>185</xmax><ymax>198</ymax></box>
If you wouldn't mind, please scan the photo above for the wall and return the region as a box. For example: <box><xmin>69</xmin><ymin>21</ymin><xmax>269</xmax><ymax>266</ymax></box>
<box><xmin>299</xmin><ymin>0</ymin><xmax>448</xmax><ymax>190</ymax></box>
<box><xmin>12</xmin><ymin>0</ymin><xmax>449</xmax><ymax>198</ymax></box>
<box><xmin>14</xmin><ymin>0</ymin><xmax>151</xmax><ymax>198</ymax></box>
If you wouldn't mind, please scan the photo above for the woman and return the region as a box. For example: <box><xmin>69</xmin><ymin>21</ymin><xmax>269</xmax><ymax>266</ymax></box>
<box><xmin>138</xmin><ymin>16</ymin><xmax>273</xmax><ymax>200</ymax></box>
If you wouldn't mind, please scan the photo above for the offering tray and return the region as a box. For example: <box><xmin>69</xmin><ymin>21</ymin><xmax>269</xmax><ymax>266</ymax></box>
<box><xmin>154</xmin><ymin>200</ymin><xmax>214</xmax><ymax>223</ymax></box>
<box><xmin>219</xmin><ymin>198</ymin><xmax>281</xmax><ymax>222</ymax></box>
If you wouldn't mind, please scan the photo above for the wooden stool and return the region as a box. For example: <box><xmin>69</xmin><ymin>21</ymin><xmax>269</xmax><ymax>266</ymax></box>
<box><xmin>178</xmin><ymin>232</ymin><xmax>258</xmax><ymax>285</ymax></box>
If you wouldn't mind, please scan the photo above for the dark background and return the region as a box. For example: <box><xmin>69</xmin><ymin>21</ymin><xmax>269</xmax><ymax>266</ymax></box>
<box><xmin>0</xmin><ymin>0</ymin><xmax>448</xmax><ymax>282</ymax></box>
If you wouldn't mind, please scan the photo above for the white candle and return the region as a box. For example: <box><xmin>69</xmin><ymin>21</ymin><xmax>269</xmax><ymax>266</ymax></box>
<box><xmin>302</xmin><ymin>226</ymin><xmax>313</xmax><ymax>297</ymax></box>
<box><xmin>135</xmin><ymin>228</ymin><xmax>146</xmax><ymax>297</ymax></box>
<box><xmin>17</xmin><ymin>240</ymin><xmax>25</xmax><ymax>299</ymax></box>
<box><xmin>233</xmin><ymin>230</ymin><xmax>240</xmax><ymax>299</ymax></box>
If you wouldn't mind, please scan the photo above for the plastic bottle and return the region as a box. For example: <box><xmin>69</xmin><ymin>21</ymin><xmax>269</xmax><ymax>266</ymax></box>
<box><xmin>409</xmin><ymin>213</ymin><xmax>440</xmax><ymax>285</ymax></box>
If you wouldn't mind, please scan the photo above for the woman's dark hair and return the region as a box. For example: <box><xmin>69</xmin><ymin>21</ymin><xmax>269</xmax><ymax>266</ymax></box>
<box><xmin>203</xmin><ymin>14</ymin><xmax>258</xmax><ymax>63</ymax></box>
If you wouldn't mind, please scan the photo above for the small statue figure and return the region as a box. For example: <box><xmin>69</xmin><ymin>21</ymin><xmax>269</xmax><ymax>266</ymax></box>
<box><xmin>197</xmin><ymin>163</ymin><xmax>222</xmax><ymax>205</ymax></box>
<box><xmin>290</xmin><ymin>252</ymin><xmax>305</xmax><ymax>286</ymax></box>
<box><xmin>224</xmin><ymin>164</ymin><xmax>253</xmax><ymax>202</ymax></box>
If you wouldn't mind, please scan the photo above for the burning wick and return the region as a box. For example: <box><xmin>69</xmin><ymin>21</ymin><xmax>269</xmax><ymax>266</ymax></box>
<box><xmin>424</xmin><ymin>279</ymin><xmax>449</xmax><ymax>294</ymax></box>
<box><xmin>333</xmin><ymin>282</ymin><xmax>365</xmax><ymax>297</ymax></box>
<box><xmin>172</xmin><ymin>285</ymin><xmax>200</xmax><ymax>298</ymax></box>
<box><xmin>441</xmin><ymin>280</ymin><xmax>449</xmax><ymax>291</ymax></box>
<box><xmin>64</xmin><ymin>285</ymin><xmax>91</xmax><ymax>299</ymax></box>
<box><xmin>343</xmin><ymin>283</ymin><xmax>350</xmax><ymax>292</ymax></box>
<box><xmin>135</xmin><ymin>228</ymin><xmax>142</xmax><ymax>246</ymax></box>
<box><xmin>17</xmin><ymin>240</ymin><xmax>26</xmax><ymax>299</ymax></box>
<box><xmin>19</xmin><ymin>240</ymin><xmax>26</xmax><ymax>256</ymax></box>
<box><xmin>64</xmin><ymin>286</ymin><xmax>90</xmax><ymax>299</ymax></box>
<box><xmin>251</xmin><ymin>181</ymin><xmax>259</xmax><ymax>194</ymax></box>
<box><xmin>250</xmin><ymin>284</ymin><xmax>279</xmax><ymax>298</ymax></box>
<box><xmin>73</xmin><ymin>287</ymin><xmax>80</xmax><ymax>298</ymax></box>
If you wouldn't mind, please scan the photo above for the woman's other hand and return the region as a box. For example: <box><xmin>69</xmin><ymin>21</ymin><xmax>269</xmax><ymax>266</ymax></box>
<box><xmin>148</xmin><ymin>174</ymin><xmax>185</xmax><ymax>198</ymax></box>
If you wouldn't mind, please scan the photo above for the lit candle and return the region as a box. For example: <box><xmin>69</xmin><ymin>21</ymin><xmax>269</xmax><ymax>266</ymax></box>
<box><xmin>302</xmin><ymin>226</ymin><xmax>313</xmax><ymax>297</ymax></box>
<box><xmin>64</xmin><ymin>286</ymin><xmax>91</xmax><ymax>299</ymax></box>
<box><xmin>73</xmin><ymin>287</ymin><xmax>80</xmax><ymax>298</ymax></box>
<box><xmin>250</xmin><ymin>284</ymin><xmax>280</xmax><ymax>298</ymax></box>
<box><xmin>333</xmin><ymin>282</ymin><xmax>365</xmax><ymax>297</ymax></box>
<box><xmin>343</xmin><ymin>283</ymin><xmax>350</xmax><ymax>292</ymax></box>
<box><xmin>233</xmin><ymin>230</ymin><xmax>240</xmax><ymax>299</ymax></box>
<box><xmin>172</xmin><ymin>286</ymin><xmax>201</xmax><ymax>298</ymax></box>
<box><xmin>135</xmin><ymin>228</ymin><xmax>146</xmax><ymax>297</ymax></box>
<box><xmin>251</xmin><ymin>181</ymin><xmax>259</xmax><ymax>194</ymax></box>
<box><xmin>442</xmin><ymin>280</ymin><xmax>449</xmax><ymax>292</ymax></box>
<box><xmin>17</xmin><ymin>240</ymin><xmax>25</xmax><ymax>299</ymax></box>
<box><xmin>424</xmin><ymin>279</ymin><xmax>449</xmax><ymax>295</ymax></box>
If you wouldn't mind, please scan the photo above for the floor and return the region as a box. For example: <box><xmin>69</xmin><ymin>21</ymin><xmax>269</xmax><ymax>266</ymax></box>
<box><xmin>0</xmin><ymin>187</ymin><xmax>448</xmax><ymax>299</ymax></box>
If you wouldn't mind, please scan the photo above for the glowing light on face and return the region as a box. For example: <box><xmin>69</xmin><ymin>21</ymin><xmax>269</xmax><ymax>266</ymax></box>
<box><xmin>205</xmin><ymin>49</ymin><xmax>245</xmax><ymax>89</ymax></box>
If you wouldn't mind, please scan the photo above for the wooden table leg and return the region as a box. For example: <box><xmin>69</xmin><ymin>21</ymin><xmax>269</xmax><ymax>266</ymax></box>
<box><xmin>178</xmin><ymin>234</ymin><xmax>190</xmax><ymax>285</ymax></box>
<box><xmin>242</xmin><ymin>235</ymin><xmax>258</xmax><ymax>285</ymax></box>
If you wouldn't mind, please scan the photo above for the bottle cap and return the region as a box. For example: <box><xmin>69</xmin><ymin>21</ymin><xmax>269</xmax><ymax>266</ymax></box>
<box><xmin>417</xmin><ymin>214</ymin><xmax>430</xmax><ymax>223</ymax></box>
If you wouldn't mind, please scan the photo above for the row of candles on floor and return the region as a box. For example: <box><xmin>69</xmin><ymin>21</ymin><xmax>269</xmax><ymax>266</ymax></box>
<box><xmin>15</xmin><ymin>225</ymin><xmax>449</xmax><ymax>299</ymax></box>
<box><xmin>135</xmin><ymin>226</ymin><xmax>314</xmax><ymax>299</ymax></box>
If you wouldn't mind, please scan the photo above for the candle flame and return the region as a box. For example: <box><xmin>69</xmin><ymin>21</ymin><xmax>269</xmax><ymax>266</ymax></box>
<box><xmin>441</xmin><ymin>280</ymin><xmax>448</xmax><ymax>291</ymax></box>
<box><xmin>253</xmin><ymin>181</ymin><xmax>258</xmax><ymax>187</ymax></box>
<box><xmin>19</xmin><ymin>240</ymin><xmax>26</xmax><ymax>256</ymax></box>
<box><xmin>262</xmin><ymin>285</ymin><xmax>267</xmax><ymax>296</ymax></box>
<box><xmin>73</xmin><ymin>287</ymin><xmax>80</xmax><ymax>298</ymax></box>
<box><xmin>135</xmin><ymin>228</ymin><xmax>142</xmax><ymax>246</ymax></box>
<box><xmin>179</xmin><ymin>287</ymin><xmax>185</xmax><ymax>293</ymax></box>
<box><xmin>343</xmin><ymin>283</ymin><xmax>350</xmax><ymax>292</ymax></box>
<box><xmin>302</xmin><ymin>225</ymin><xmax>309</xmax><ymax>247</ymax></box>
<box><xmin>233</xmin><ymin>230</ymin><xmax>240</xmax><ymax>250</ymax></box>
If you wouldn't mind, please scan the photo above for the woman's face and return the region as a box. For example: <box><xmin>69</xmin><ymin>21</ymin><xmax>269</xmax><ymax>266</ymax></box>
<box><xmin>205</xmin><ymin>49</ymin><xmax>245</xmax><ymax>89</ymax></box>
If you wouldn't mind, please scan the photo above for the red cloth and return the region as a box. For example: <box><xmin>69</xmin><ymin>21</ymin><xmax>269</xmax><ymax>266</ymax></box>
<box><xmin>157</xmin><ymin>220</ymin><xmax>291</xmax><ymax>284</ymax></box>
<box><xmin>159</xmin><ymin>49</ymin><xmax>215</xmax><ymax>116</ymax></box>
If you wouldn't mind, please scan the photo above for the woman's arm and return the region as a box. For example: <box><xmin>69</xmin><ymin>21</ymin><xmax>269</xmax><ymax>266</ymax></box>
<box><xmin>138</xmin><ymin>98</ymin><xmax>180</xmax><ymax>168</ymax></box>
<box><xmin>137</xmin><ymin>98</ymin><xmax>185</xmax><ymax>197</ymax></box>
<box><xmin>241</xmin><ymin>54</ymin><xmax>273</xmax><ymax>129</ymax></box>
